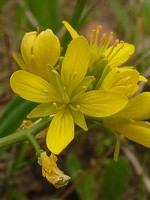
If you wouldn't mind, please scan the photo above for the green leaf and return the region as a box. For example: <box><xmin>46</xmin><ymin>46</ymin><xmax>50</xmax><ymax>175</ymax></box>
<box><xmin>67</xmin><ymin>153</ymin><xmax>98</xmax><ymax>200</ymax></box>
<box><xmin>61</xmin><ymin>0</ymin><xmax>87</xmax><ymax>52</ymax></box>
<box><xmin>0</xmin><ymin>96</ymin><xmax>37</xmax><ymax>137</ymax></box>
<box><xmin>24</xmin><ymin>0</ymin><xmax>61</xmax><ymax>32</ymax></box>
<box><xmin>102</xmin><ymin>157</ymin><xmax>130</xmax><ymax>200</ymax></box>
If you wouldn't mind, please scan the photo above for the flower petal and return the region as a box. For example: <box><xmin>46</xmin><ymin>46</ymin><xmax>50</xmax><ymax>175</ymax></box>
<box><xmin>46</xmin><ymin>108</ymin><xmax>74</xmax><ymax>154</ymax></box>
<box><xmin>63</xmin><ymin>21</ymin><xmax>79</xmax><ymax>39</ymax></box>
<box><xmin>73</xmin><ymin>91</ymin><xmax>128</xmax><ymax>117</ymax></box>
<box><xmin>27</xmin><ymin>103</ymin><xmax>57</xmax><ymax>118</ymax></box>
<box><xmin>61</xmin><ymin>36</ymin><xmax>90</xmax><ymax>96</ymax></box>
<box><xmin>114</xmin><ymin>92</ymin><xmax>150</xmax><ymax>120</ymax></box>
<box><xmin>10</xmin><ymin>70</ymin><xmax>61</xmax><ymax>103</ymax></box>
<box><xmin>105</xmin><ymin>43</ymin><xmax>135</xmax><ymax>67</ymax></box>
<box><xmin>13</xmin><ymin>53</ymin><xmax>28</xmax><ymax>71</ymax></box>
<box><xmin>21</xmin><ymin>31</ymin><xmax>36</xmax><ymax>67</ymax></box>
<box><xmin>112</xmin><ymin>121</ymin><xmax>150</xmax><ymax>148</ymax></box>
<box><xmin>31</xmin><ymin>29</ymin><xmax>60</xmax><ymax>80</ymax></box>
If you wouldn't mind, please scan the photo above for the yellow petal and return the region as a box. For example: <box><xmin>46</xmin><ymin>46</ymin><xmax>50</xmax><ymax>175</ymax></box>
<box><xmin>139</xmin><ymin>75</ymin><xmax>147</xmax><ymax>82</ymax></box>
<box><xmin>10</xmin><ymin>70</ymin><xmax>61</xmax><ymax>103</ymax></box>
<box><xmin>62</xmin><ymin>21</ymin><xmax>79</xmax><ymax>39</ymax></box>
<box><xmin>61</xmin><ymin>36</ymin><xmax>90</xmax><ymax>96</ymax></box>
<box><xmin>105</xmin><ymin>43</ymin><xmax>135</xmax><ymax>67</ymax></box>
<box><xmin>13</xmin><ymin>53</ymin><xmax>28</xmax><ymax>71</ymax></box>
<box><xmin>27</xmin><ymin>103</ymin><xmax>57</xmax><ymax>118</ymax></box>
<box><xmin>73</xmin><ymin>91</ymin><xmax>128</xmax><ymax>117</ymax></box>
<box><xmin>46</xmin><ymin>108</ymin><xmax>74</xmax><ymax>154</ymax></box>
<box><xmin>21</xmin><ymin>31</ymin><xmax>36</xmax><ymax>67</ymax></box>
<box><xmin>114</xmin><ymin>92</ymin><xmax>150</xmax><ymax>120</ymax></box>
<box><xmin>112</xmin><ymin>121</ymin><xmax>150</xmax><ymax>148</ymax></box>
<box><xmin>31</xmin><ymin>29</ymin><xmax>60</xmax><ymax>80</ymax></box>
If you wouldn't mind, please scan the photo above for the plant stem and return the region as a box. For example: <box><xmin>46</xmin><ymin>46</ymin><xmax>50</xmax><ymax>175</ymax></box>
<box><xmin>0</xmin><ymin>117</ymin><xmax>51</xmax><ymax>149</ymax></box>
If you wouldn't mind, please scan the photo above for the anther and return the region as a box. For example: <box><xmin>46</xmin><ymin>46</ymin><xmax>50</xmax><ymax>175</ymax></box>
<box><xmin>76</xmin><ymin>105</ymin><xmax>80</xmax><ymax>110</ymax></box>
<box><xmin>82</xmin><ymin>86</ymin><xmax>87</xmax><ymax>90</ymax></box>
<box><xmin>51</xmin><ymin>70</ymin><xmax>58</xmax><ymax>75</ymax></box>
<box><xmin>74</xmin><ymin>71</ymin><xmax>78</xmax><ymax>76</ymax></box>
<box><xmin>43</xmin><ymin>90</ymin><xmax>49</xmax><ymax>93</ymax></box>
<box><xmin>53</xmin><ymin>102</ymin><xmax>57</xmax><ymax>109</ymax></box>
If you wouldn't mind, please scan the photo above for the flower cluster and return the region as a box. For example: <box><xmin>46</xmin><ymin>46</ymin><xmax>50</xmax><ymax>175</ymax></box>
<box><xmin>10</xmin><ymin>21</ymin><xmax>150</xmax><ymax>162</ymax></box>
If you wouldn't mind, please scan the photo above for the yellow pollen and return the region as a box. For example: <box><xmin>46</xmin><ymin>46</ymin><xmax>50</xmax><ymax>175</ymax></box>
<box><xmin>43</xmin><ymin>90</ymin><xmax>49</xmax><ymax>93</ymax></box>
<box><xmin>53</xmin><ymin>102</ymin><xmax>57</xmax><ymax>109</ymax></box>
<box><xmin>51</xmin><ymin>70</ymin><xmax>58</xmax><ymax>74</ymax></box>
<box><xmin>74</xmin><ymin>71</ymin><xmax>78</xmax><ymax>76</ymax></box>
<box><xmin>82</xmin><ymin>86</ymin><xmax>87</xmax><ymax>90</ymax></box>
<box><xmin>50</xmin><ymin>114</ymin><xmax>55</xmax><ymax>117</ymax></box>
<box><xmin>76</xmin><ymin>105</ymin><xmax>80</xmax><ymax>110</ymax></box>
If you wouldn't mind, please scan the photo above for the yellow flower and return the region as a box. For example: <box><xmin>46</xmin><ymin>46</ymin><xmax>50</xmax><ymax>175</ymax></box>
<box><xmin>96</xmin><ymin>67</ymin><xmax>147</xmax><ymax>97</ymax></box>
<box><xmin>38</xmin><ymin>152</ymin><xmax>71</xmax><ymax>188</ymax></box>
<box><xmin>103</xmin><ymin>92</ymin><xmax>150</xmax><ymax>160</ymax></box>
<box><xmin>10</xmin><ymin>36</ymin><xmax>128</xmax><ymax>154</ymax></box>
<box><xmin>63</xmin><ymin>21</ymin><xmax>147</xmax><ymax>96</ymax></box>
<box><xmin>13</xmin><ymin>29</ymin><xmax>60</xmax><ymax>81</ymax></box>
<box><xmin>63</xmin><ymin>21</ymin><xmax>134</xmax><ymax>71</ymax></box>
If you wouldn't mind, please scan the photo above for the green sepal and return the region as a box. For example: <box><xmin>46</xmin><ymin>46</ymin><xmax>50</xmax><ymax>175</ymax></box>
<box><xmin>90</xmin><ymin>57</ymin><xmax>108</xmax><ymax>79</ymax></box>
<box><xmin>70</xmin><ymin>109</ymin><xmax>88</xmax><ymax>131</ymax></box>
<box><xmin>27</xmin><ymin>103</ymin><xmax>57</xmax><ymax>118</ymax></box>
<box><xmin>47</xmin><ymin>64</ymin><xmax>60</xmax><ymax>93</ymax></box>
<box><xmin>72</xmin><ymin>76</ymin><xmax>94</xmax><ymax>96</ymax></box>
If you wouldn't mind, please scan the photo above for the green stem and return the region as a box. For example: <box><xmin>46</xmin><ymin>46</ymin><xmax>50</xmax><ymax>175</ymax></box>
<box><xmin>26</xmin><ymin>132</ymin><xmax>42</xmax><ymax>156</ymax></box>
<box><xmin>0</xmin><ymin>117</ymin><xmax>51</xmax><ymax>149</ymax></box>
<box><xmin>0</xmin><ymin>115</ymin><xmax>102</xmax><ymax>150</ymax></box>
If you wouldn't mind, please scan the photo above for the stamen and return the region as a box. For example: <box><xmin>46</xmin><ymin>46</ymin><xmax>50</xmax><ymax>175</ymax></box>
<box><xmin>106</xmin><ymin>39</ymin><xmax>119</xmax><ymax>59</ymax></box>
<box><xmin>90</xmin><ymin>30</ymin><xmax>96</xmax><ymax>47</ymax></box>
<box><xmin>74</xmin><ymin>71</ymin><xmax>78</xmax><ymax>76</ymax></box>
<box><xmin>53</xmin><ymin>102</ymin><xmax>57</xmax><ymax>109</ymax></box>
<box><xmin>94</xmin><ymin>26</ymin><xmax>102</xmax><ymax>47</ymax></box>
<box><xmin>43</xmin><ymin>90</ymin><xmax>49</xmax><ymax>93</ymax></box>
<box><xmin>98</xmin><ymin>33</ymin><xmax>106</xmax><ymax>54</ymax></box>
<box><xmin>51</xmin><ymin>70</ymin><xmax>58</xmax><ymax>75</ymax></box>
<box><xmin>108</xmin><ymin>41</ymin><xmax>124</xmax><ymax>62</ymax></box>
<box><xmin>76</xmin><ymin>105</ymin><xmax>80</xmax><ymax>110</ymax></box>
<box><xmin>103</xmin><ymin>32</ymin><xmax>114</xmax><ymax>52</ymax></box>
<box><xmin>113</xmin><ymin>76</ymin><xmax>131</xmax><ymax>87</ymax></box>
<box><xmin>50</xmin><ymin>114</ymin><xmax>55</xmax><ymax>117</ymax></box>
<box><xmin>82</xmin><ymin>86</ymin><xmax>87</xmax><ymax>90</ymax></box>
